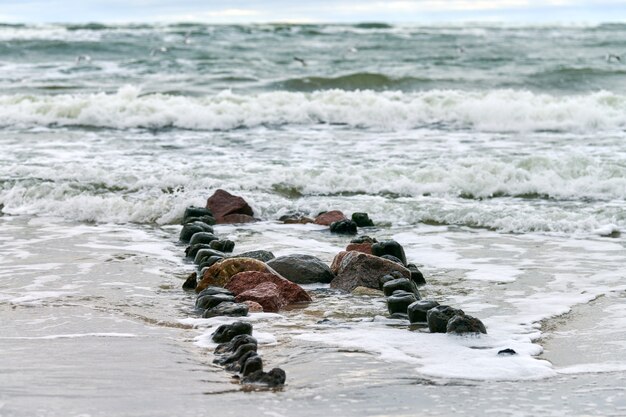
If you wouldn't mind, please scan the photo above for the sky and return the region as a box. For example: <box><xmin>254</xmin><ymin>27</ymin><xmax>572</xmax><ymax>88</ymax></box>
<box><xmin>0</xmin><ymin>0</ymin><xmax>625</xmax><ymax>24</ymax></box>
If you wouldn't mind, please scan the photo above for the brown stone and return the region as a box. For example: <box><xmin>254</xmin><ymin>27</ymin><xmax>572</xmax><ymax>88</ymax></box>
<box><xmin>243</xmin><ymin>300</ymin><xmax>264</xmax><ymax>312</ymax></box>
<box><xmin>196</xmin><ymin>258</ymin><xmax>270</xmax><ymax>292</ymax></box>
<box><xmin>206</xmin><ymin>189</ymin><xmax>254</xmax><ymax>223</ymax></box>
<box><xmin>345</xmin><ymin>242</ymin><xmax>373</xmax><ymax>254</ymax></box>
<box><xmin>225</xmin><ymin>271</ymin><xmax>311</xmax><ymax>305</ymax></box>
<box><xmin>330</xmin><ymin>251</ymin><xmax>410</xmax><ymax>292</ymax></box>
<box><xmin>314</xmin><ymin>210</ymin><xmax>346</xmax><ymax>226</ymax></box>
<box><xmin>235</xmin><ymin>282</ymin><xmax>285</xmax><ymax>313</ymax></box>
<box><xmin>221</xmin><ymin>213</ymin><xmax>257</xmax><ymax>224</ymax></box>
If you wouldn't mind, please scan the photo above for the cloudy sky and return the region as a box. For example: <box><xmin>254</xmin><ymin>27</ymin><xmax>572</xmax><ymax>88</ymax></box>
<box><xmin>0</xmin><ymin>0</ymin><xmax>624</xmax><ymax>23</ymax></box>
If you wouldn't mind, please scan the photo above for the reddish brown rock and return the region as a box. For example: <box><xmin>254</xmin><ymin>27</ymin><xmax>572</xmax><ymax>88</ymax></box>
<box><xmin>225</xmin><ymin>271</ymin><xmax>312</xmax><ymax>305</ymax></box>
<box><xmin>206</xmin><ymin>189</ymin><xmax>254</xmax><ymax>224</ymax></box>
<box><xmin>345</xmin><ymin>242</ymin><xmax>373</xmax><ymax>254</ymax></box>
<box><xmin>314</xmin><ymin>210</ymin><xmax>346</xmax><ymax>226</ymax></box>
<box><xmin>235</xmin><ymin>282</ymin><xmax>285</xmax><ymax>313</ymax></box>
<box><xmin>243</xmin><ymin>300</ymin><xmax>264</xmax><ymax>312</ymax></box>
<box><xmin>330</xmin><ymin>251</ymin><xmax>410</xmax><ymax>292</ymax></box>
<box><xmin>330</xmin><ymin>251</ymin><xmax>350</xmax><ymax>275</ymax></box>
<box><xmin>196</xmin><ymin>258</ymin><xmax>270</xmax><ymax>292</ymax></box>
<box><xmin>221</xmin><ymin>213</ymin><xmax>258</xmax><ymax>224</ymax></box>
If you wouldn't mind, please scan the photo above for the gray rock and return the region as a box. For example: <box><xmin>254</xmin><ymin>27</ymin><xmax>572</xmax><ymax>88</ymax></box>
<box><xmin>242</xmin><ymin>368</ymin><xmax>286</xmax><ymax>387</ymax></box>
<box><xmin>234</xmin><ymin>250</ymin><xmax>275</xmax><ymax>263</ymax></box>
<box><xmin>194</xmin><ymin>248</ymin><xmax>226</xmax><ymax>265</ymax></box>
<box><xmin>330</xmin><ymin>219</ymin><xmax>358</xmax><ymax>235</ymax></box>
<box><xmin>407</xmin><ymin>263</ymin><xmax>426</xmax><ymax>286</ymax></box>
<box><xmin>183</xmin><ymin>206</ymin><xmax>214</xmax><ymax>224</ymax></box>
<box><xmin>387</xmin><ymin>291</ymin><xmax>418</xmax><ymax>315</ymax></box>
<box><xmin>215</xmin><ymin>334</ymin><xmax>257</xmax><ymax>355</ymax></box>
<box><xmin>189</xmin><ymin>232</ymin><xmax>219</xmax><ymax>247</ymax></box>
<box><xmin>382</xmin><ymin>278</ymin><xmax>419</xmax><ymax>297</ymax></box>
<box><xmin>180</xmin><ymin>221</ymin><xmax>214</xmax><ymax>243</ymax></box>
<box><xmin>195</xmin><ymin>293</ymin><xmax>235</xmax><ymax>310</ymax></box>
<box><xmin>330</xmin><ymin>251</ymin><xmax>410</xmax><ymax>292</ymax></box>
<box><xmin>446</xmin><ymin>312</ymin><xmax>487</xmax><ymax>334</ymax></box>
<box><xmin>202</xmin><ymin>302</ymin><xmax>249</xmax><ymax>318</ymax></box>
<box><xmin>267</xmin><ymin>254</ymin><xmax>334</xmax><ymax>284</ymax></box>
<box><xmin>372</xmin><ymin>240</ymin><xmax>407</xmax><ymax>266</ymax></box>
<box><xmin>209</xmin><ymin>239</ymin><xmax>235</xmax><ymax>253</ymax></box>
<box><xmin>211</xmin><ymin>321</ymin><xmax>253</xmax><ymax>343</ymax></box>
<box><xmin>351</xmin><ymin>212</ymin><xmax>374</xmax><ymax>227</ymax></box>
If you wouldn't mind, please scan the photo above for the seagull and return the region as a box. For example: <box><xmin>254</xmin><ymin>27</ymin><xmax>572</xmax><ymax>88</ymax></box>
<box><xmin>457</xmin><ymin>46</ymin><xmax>465</xmax><ymax>54</ymax></box>
<box><xmin>293</xmin><ymin>56</ymin><xmax>306</xmax><ymax>66</ymax></box>
<box><xmin>606</xmin><ymin>53</ymin><xmax>621</xmax><ymax>63</ymax></box>
<box><xmin>75</xmin><ymin>55</ymin><xmax>91</xmax><ymax>64</ymax></box>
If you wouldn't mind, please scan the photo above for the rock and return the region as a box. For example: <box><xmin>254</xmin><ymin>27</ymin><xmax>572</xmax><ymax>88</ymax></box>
<box><xmin>351</xmin><ymin>286</ymin><xmax>384</xmax><ymax>297</ymax></box>
<box><xmin>279</xmin><ymin>213</ymin><xmax>314</xmax><ymax>224</ymax></box>
<box><xmin>241</xmin><ymin>355</ymin><xmax>263</xmax><ymax>377</ymax></box>
<box><xmin>242</xmin><ymin>368</ymin><xmax>286</xmax><ymax>387</ymax></box>
<box><xmin>387</xmin><ymin>291</ymin><xmax>418</xmax><ymax>315</ymax></box>
<box><xmin>371</xmin><ymin>240</ymin><xmax>407</xmax><ymax>266</ymax></box>
<box><xmin>330</xmin><ymin>219</ymin><xmax>358</xmax><ymax>235</ymax></box>
<box><xmin>390</xmin><ymin>312</ymin><xmax>409</xmax><ymax>320</ymax></box>
<box><xmin>330</xmin><ymin>251</ymin><xmax>350</xmax><ymax>275</ymax></box>
<box><xmin>235</xmin><ymin>282</ymin><xmax>284</xmax><ymax>313</ymax></box>
<box><xmin>407</xmin><ymin>300</ymin><xmax>440</xmax><ymax>323</ymax></box>
<box><xmin>186</xmin><ymin>243</ymin><xmax>215</xmax><ymax>259</ymax></box>
<box><xmin>351</xmin><ymin>235</ymin><xmax>377</xmax><ymax>244</ymax></box>
<box><xmin>202</xmin><ymin>302</ymin><xmax>249</xmax><ymax>318</ymax></box>
<box><xmin>221</xmin><ymin>213</ymin><xmax>257</xmax><ymax>224</ymax></box>
<box><xmin>183</xmin><ymin>215</ymin><xmax>216</xmax><ymax>226</ymax></box>
<box><xmin>330</xmin><ymin>251</ymin><xmax>411</xmax><ymax>292</ymax></box>
<box><xmin>197</xmin><ymin>286</ymin><xmax>235</xmax><ymax>297</ymax></box>
<box><xmin>206</xmin><ymin>189</ymin><xmax>254</xmax><ymax>224</ymax></box>
<box><xmin>378</xmin><ymin>273</ymin><xmax>400</xmax><ymax>290</ymax></box>
<box><xmin>243</xmin><ymin>300</ymin><xmax>264</xmax><ymax>312</ymax></box>
<box><xmin>345</xmin><ymin>242</ymin><xmax>373</xmax><ymax>254</ymax></box>
<box><xmin>194</xmin><ymin>248</ymin><xmax>226</xmax><ymax>265</ymax></box>
<box><xmin>407</xmin><ymin>263</ymin><xmax>426</xmax><ymax>286</ymax></box>
<box><xmin>189</xmin><ymin>232</ymin><xmax>219</xmax><ymax>247</ymax></box>
<box><xmin>380</xmin><ymin>254</ymin><xmax>403</xmax><ymax>265</ymax></box>
<box><xmin>209</xmin><ymin>239</ymin><xmax>235</xmax><ymax>253</ymax></box>
<box><xmin>211</xmin><ymin>321</ymin><xmax>253</xmax><ymax>343</ymax></box>
<box><xmin>226</xmin><ymin>271</ymin><xmax>312</xmax><ymax>305</ymax></box>
<box><xmin>382</xmin><ymin>278</ymin><xmax>419</xmax><ymax>297</ymax></box>
<box><xmin>225</xmin><ymin>350</ymin><xmax>258</xmax><ymax>372</ymax></box>
<box><xmin>197</xmin><ymin>256</ymin><xmax>225</xmax><ymax>271</ymax></box>
<box><xmin>446</xmin><ymin>312</ymin><xmax>487</xmax><ymax>334</ymax></box>
<box><xmin>351</xmin><ymin>212</ymin><xmax>374</xmax><ymax>227</ymax></box>
<box><xmin>182</xmin><ymin>272</ymin><xmax>197</xmax><ymax>291</ymax></box>
<box><xmin>183</xmin><ymin>206</ymin><xmax>215</xmax><ymax>224</ymax></box>
<box><xmin>180</xmin><ymin>221</ymin><xmax>214</xmax><ymax>243</ymax></box>
<box><xmin>234</xmin><ymin>250</ymin><xmax>275</xmax><ymax>263</ymax></box>
<box><xmin>314</xmin><ymin>210</ymin><xmax>346</xmax><ymax>226</ymax></box>
<box><xmin>427</xmin><ymin>305</ymin><xmax>464</xmax><ymax>333</ymax></box>
<box><xmin>196</xmin><ymin>258</ymin><xmax>271</xmax><ymax>291</ymax></box>
<box><xmin>214</xmin><ymin>342</ymin><xmax>257</xmax><ymax>366</ymax></box>
<box><xmin>498</xmin><ymin>348</ymin><xmax>517</xmax><ymax>356</ymax></box>
<box><xmin>195</xmin><ymin>293</ymin><xmax>235</xmax><ymax>310</ymax></box>
<box><xmin>215</xmin><ymin>334</ymin><xmax>257</xmax><ymax>355</ymax></box>
<box><xmin>267</xmin><ymin>254</ymin><xmax>334</xmax><ymax>284</ymax></box>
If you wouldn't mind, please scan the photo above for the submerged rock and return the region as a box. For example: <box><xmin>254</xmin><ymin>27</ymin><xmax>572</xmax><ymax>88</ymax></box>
<box><xmin>215</xmin><ymin>334</ymin><xmax>257</xmax><ymax>355</ymax></box>
<box><xmin>382</xmin><ymin>277</ymin><xmax>419</xmax><ymax>297</ymax></box>
<box><xmin>330</xmin><ymin>251</ymin><xmax>410</xmax><ymax>292</ymax></box>
<box><xmin>182</xmin><ymin>272</ymin><xmax>197</xmax><ymax>291</ymax></box>
<box><xmin>371</xmin><ymin>240</ymin><xmax>407</xmax><ymax>266</ymax></box>
<box><xmin>279</xmin><ymin>212</ymin><xmax>314</xmax><ymax>224</ymax></box>
<box><xmin>242</xmin><ymin>368</ymin><xmax>286</xmax><ymax>387</ymax></box>
<box><xmin>387</xmin><ymin>291</ymin><xmax>418</xmax><ymax>315</ymax></box>
<box><xmin>234</xmin><ymin>250</ymin><xmax>275</xmax><ymax>263</ymax></box>
<box><xmin>351</xmin><ymin>286</ymin><xmax>384</xmax><ymax>297</ymax></box>
<box><xmin>351</xmin><ymin>212</ymin><xmax>374</xmax><ymax>227</ymax></box>
<box><xmin>202</xmin><ymin>301</ymin><xmax>249</xmax><ymax>318</ymax></box>
<box><xmin>214</xmin><ymin>342</ymin><xmax>257</xmax><ymax>366</ymax></box>
<box><xmin>206</xmin><ymin>189</ymin><xmax>254</xmax><ymax>224</ymax></box>
<box><xmin>211</xmin><ymin>321</ymin><xmax>253</xmax><ymax>343</ymax></box>
<box><xmin>330</xmin><ymin>219</ymin><xmax>358</xmax><ymax>235</ymax></box>
<box><xmin>183</xmin><ymin>206</ymin><xmax>215</xmax><ymax>225</ymax></box>
<box><xmin>267</xmin><ymin>254</ymin><xmax>334</xmax><ymax>284</ymax></box>
<box><xmin>446</xmin><ymin>312</ymin><xmax>487</xmax><ymax>334</ymax></box>
<box><xmin>427</xmin><ymin>305</ymin><xmax>463</xmax><ymax>333</ymax></box>
<box><xmin>241</xmin><ymin>354</ymin><xmax>263</xmax><ymax>377</ymax></box>
<box><xmin>180</xmin><ymin>221</ymin><xmax>214</xmax><ymax>243</ymax></box>
<box><xmin>314</xmin><ymin>210</ymin><xmax>346</xmax><ymax>226</ymax></box>
<box><xmin>407</xmin><ymin>300</ymin><xmax>440</xmax><ymax>323</ymax></box>
<box><xmin>195</xmin><ymin>292</ymin><xmax>235</xmax><ymax>310</ymax></box>
<box><xmin>209</xmin><ymin>239</ymin><xmax>235</xmax><ymax>253</ymax></box>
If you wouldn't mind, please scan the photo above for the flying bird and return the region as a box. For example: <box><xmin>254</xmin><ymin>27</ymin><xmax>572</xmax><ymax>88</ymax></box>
<box><xmin>293</xmin><ymin>56</ymin><xmax>306</xmax><ymax>66</ymax></box>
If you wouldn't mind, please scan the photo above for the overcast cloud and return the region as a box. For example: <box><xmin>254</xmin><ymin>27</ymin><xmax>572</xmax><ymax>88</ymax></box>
<box><xmin>0</xmin><ymin>0</ymin><xmax>624</xmax><ymax>23</ymax></box>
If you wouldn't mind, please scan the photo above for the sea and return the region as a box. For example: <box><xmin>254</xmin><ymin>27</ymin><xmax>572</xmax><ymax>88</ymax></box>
<box><xmin>1</xmin><ymin>22</ymin><xmax>626</xmax><ymax>416</ymax></box>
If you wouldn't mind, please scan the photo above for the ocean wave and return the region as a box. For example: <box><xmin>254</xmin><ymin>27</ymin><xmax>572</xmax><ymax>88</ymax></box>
<box><xmin>2</xmin><ymin>86</ymin><xmax>626</xmax><ymax>132</ymax></box>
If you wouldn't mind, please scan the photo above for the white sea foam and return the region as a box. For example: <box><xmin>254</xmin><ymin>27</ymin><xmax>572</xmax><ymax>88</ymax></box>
<box><xmin>0</xmin><ymin>333</ymin><xmax>138</xmax><ymax>340</ymax></box>
<box><xmin>2</xmin><ymin>86</ymin><xmax>626</xmax><ymax>133</ymax></box>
